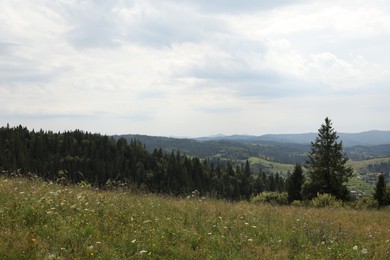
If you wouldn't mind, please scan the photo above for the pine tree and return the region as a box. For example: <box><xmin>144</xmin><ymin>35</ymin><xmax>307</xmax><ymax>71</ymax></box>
<box><xmin>287</xmin><ymin>164</ymin><xmax>304</xmax><ymax>203</ymax></box>
<box><xmin>374</xmin><ymin>173</ymin><xmax>386</xmax><ymax>207</ymax></box>
<box><xmin>303</xmin><ymin>117</ymin><xmax>353</xmax><ymax>200</ymax></box>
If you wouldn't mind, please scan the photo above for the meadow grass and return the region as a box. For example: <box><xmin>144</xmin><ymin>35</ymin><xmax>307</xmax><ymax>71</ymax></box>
<box><xmin>0</xmin><ymin>176</ymin><xmax>389</xmax><ymax>259</ymax></box>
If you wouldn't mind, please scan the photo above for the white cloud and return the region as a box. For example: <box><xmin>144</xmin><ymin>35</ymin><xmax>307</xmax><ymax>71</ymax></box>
<box><xmin>0</xmin><ymin>0</ymin><xmax>390</xmax><ymax>136</ymax></box>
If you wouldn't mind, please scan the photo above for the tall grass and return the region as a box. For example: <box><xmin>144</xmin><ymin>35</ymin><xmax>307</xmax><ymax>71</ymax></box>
<box><xmin>0</xmin><ymin>176</ymin><xmax>389</xmax><ymax>259</ymax></box>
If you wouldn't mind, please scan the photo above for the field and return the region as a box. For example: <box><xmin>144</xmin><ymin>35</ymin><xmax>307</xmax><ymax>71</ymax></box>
<box><xmin>349</xmin><ymin>157</ymin><xmax>390</xmax><ymax>173</ymax></box>
<box><xmin>248</xmin><ymin>157</ymin><xmax>295</xmax><ymax>174</ymax></box>
<box><xmin>1</xmin><ymin>176</ymin><xmax>390</xmax><ymax>259</ymax></box>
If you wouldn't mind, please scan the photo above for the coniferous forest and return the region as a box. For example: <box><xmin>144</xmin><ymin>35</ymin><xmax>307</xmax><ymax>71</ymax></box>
<box><xmin>0</xmin><ymin>125</ymin><xmax>285</xmax><ymax>200</ymax></box>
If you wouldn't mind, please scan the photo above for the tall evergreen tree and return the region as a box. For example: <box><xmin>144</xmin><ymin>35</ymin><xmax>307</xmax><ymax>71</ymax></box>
<box><xmin>287</xmin><ymin>164</ymin><xmax>304</xmax><ymax>203</ymax></box>
<box><xmin>374</xmin><ymin>173</ymin><xmax>386</xmax><ymax>207</ymax></box>
<box><xmin>302</xmin><ymin>117</ymin><xmax>353</xmax><ymax>200</ymax></box>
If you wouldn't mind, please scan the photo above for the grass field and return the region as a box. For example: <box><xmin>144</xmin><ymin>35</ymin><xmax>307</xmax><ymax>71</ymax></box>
<box><xmin>248</xmin><ymin>157</ymin><xmax>295</xmax><ymax>174</ymax></box>
<box><xmin>349</xmin><ymin>157</ymin><xmax>390</xmax><ymax>173</ymax></box>
<box><xmin>1</xmin><ymin>176</ymin><xmax>389</xmax><ymax>259</ymax></box>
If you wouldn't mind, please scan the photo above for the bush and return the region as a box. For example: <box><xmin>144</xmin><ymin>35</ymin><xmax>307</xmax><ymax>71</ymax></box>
<box><xmin>351</xmin><ymin>197</ymin><xmax>378</xmax><ymax>210</ymax></box>
<box><xmin>251</xmin><ymin>192</ymin><xmax>288</xmax><ymax>206</ymax></box>
<box><xmin>291</xmin><ymin>200</ymin><xmax>303</xmax><ymax>207</ymax></box>
<box><xmin>310</xmin><ymin>193</ymin><xmax>342</xmax><ymax>208</ymax></box>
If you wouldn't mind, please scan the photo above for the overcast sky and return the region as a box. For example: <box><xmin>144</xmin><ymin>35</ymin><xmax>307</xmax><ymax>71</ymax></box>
<box><xmin>1</xmin><ymin>0</ymin><xmax>390</xmax><ymax>137</ymax></box>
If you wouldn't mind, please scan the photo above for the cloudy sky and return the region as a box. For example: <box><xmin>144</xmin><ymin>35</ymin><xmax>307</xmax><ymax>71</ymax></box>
<box><xmin>1</xmin><ymin>0</ymin><xmax>390</xmax><ymax>137</ymax></box>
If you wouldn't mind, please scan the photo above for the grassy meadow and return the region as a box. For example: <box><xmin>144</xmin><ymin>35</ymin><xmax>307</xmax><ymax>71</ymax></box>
<box><xmin>1</xmin><ymin>176</ymin><xmax>390</xmax><ymax>259</ymax></box>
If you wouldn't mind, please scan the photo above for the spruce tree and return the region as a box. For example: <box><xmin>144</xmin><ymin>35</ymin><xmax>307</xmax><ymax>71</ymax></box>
<box><xmin>374</xmin><ymin>173</ymin><xmax>386</xmax><ymax>207</ymax></box>
<box><xmin>287</xmin><ymin>164</ymin><xmax>304</xmax><ymax>203</ymax></box>
<box><xmin>303</xmin><ymin>117</ymin><xmax>353</xmax><ymax>200</ymax></box>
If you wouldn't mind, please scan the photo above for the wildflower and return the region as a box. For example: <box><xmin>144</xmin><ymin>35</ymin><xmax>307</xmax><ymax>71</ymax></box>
<box><xmin>207</xmin><ymin>232</ymin><xmax>212</xmax><ymax>235</ymax></box>
<box><xmin>131</xmin><ymin>239</ymin><xmax>136</xmax><ymax>243</ymax></box>
<box><xmin>244</xmin><ymin>222</ymin><xmax>249</xmax><ymax>225</ymax></box>
<box><xmin>251</xmin><ymin>226</ymin><xmax>257</xmax><ymax>229</ymax></box>
<box><xmin>353</xmin><ymin>245</ymin><xmax>358</xmax><ymax>250</ymax></box>
<box><xmin>248</xmin><ymin>238</ymin><xmax>253</xmax><ymax>242</ymax></box>
<box><xmin>139</xmin><ymin>250</ymin><xmax>147</xmax><ymax>254</ymax></box>
<box><xmin>361</xmin><ymin>248</ymin><xmax>368</xmax><ymax>254</ymax></box>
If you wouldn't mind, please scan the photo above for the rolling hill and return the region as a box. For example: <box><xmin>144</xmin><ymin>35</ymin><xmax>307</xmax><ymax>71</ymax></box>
<box><xmin>113</xmin><ymin>131</ymin><xmax>390</xmax><ymax>176</ymax></box>
<box><xmin>197</xmin><ymin>130</ymin><xmax>390</xmax><ymax>147</ymax></box>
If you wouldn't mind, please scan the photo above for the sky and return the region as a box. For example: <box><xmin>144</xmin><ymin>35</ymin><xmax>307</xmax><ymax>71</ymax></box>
<box><xmin>1</xmin><ymin>0</ymin><xmax>390</xmax><ymax>137</ymax></box>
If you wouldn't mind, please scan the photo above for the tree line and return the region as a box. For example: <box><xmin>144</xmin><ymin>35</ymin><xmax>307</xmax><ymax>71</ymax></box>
<box><xmin>2</xmin><ymin>118</ymin><xmax>389</xmax><ymax>206</ymax></box>
<box><xmin>0</xmin><ymin>125</ymin><xmax>286</xmax><ymax>200</ymax></box>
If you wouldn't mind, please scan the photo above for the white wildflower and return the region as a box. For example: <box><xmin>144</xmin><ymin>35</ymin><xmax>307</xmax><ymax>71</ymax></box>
<box><xmin>361</xmin><ymin>248</ymin><xmax>368</xmax><ymax>254</ymax></box>
<box><xmin>353</xmin><ymin>245</ymin><xmax>358</xmax><ymax>250</ymax></box>
<box><xmin>139</xmin><ymin>250</ymin><xmax>147</xmax><ymax>254</ymax></box>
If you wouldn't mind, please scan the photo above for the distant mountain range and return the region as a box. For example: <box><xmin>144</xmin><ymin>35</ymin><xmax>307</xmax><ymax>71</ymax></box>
<box><xmin>196</xmin><ymin>130</ymin><xmax>390</xmax><ymax>147</ymax></box>
<box><xmin>113</xmin><ymin>130</ymin><xmax>390</xmax><ymax>165</ymax></box>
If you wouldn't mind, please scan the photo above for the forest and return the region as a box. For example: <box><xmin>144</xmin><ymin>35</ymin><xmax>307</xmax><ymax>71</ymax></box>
<box><xmin>0</xmin><ymin>125</ymin><xmax>285</xmax><ymax>200</ymax></box>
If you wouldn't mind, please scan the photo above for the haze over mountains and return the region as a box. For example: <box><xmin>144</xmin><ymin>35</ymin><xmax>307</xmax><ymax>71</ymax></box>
<box><xmin>196</xmin><ymin>130</ymin><xmax>390</xmax><ymax>147</ymax></box>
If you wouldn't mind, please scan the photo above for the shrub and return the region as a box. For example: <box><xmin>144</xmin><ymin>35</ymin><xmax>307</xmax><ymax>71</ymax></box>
<box><xmin>351</xmin><ymin>197</ymin><xmax>378</xmax><ymax>210</ymax></box>
<box><xmin>310</xmin><ymin>193</ymin><xmax>342</xmax><ymax>208</ymax></box>
<box><xmin>290</xmin><ymin>200</ymin><xmax>303</xmax><ymax>207</ymax></box>
<box><xmin>251</xmin><ymin>192</ymin><xmax>288</xmax><ymax>206</ymax></box>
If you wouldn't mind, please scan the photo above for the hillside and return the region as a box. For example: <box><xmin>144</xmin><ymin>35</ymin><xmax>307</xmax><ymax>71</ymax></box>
<box><xmin>197</xmin><ymin>130</ymin><xmax>390</xmax><ymax>147</ymax></box>
<box><xmin>114</xmin><ymin>134</ymin><xmax>311</xmax><ymax>164</ymax></box>
<box><xmin>1</xmin><ymin>176</ymin><xmax>389</xmax><ymax>259</ymax></box>
<box><xmin>114</xmin><ymin>133</ymin><xmax>390</xmax><ymax>171</ymax></box>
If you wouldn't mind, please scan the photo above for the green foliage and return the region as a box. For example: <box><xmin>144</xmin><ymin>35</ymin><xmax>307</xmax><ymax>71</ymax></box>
<box><xmin>350</xmin><ymin>197</ymin><xmax>378</xmax><ymax>210</ymax></box>
<box><xmin>287</xmin><ymin>164</ymin><xmax>304</xmax><ymax>203</ymax></box>
<box><xmin>251</xmin><ymin>192</ymin><xmax>289</xmax><ymax>205</ymax></box>
<box><xmin>374</xmin><ymin>173</ymin><xmax>386</xmax><ymax>207</ymax></box>
<box><xmin>304</xmin><ymin>118</ymin><xmax>353</xmax><ymax>201</ymax></box>
<box><xmin>290</xmin><ymin>200</ymin><xmax>303</xmax><ymax>207</ymax></box>
<box><xmin>0</xmin><ymin>125</ymin><xmax>288</xmax><ymax>201</ymax></box>
<box><xmin>310</xmin><ymin>193</ymin><xmax>342</xmax><ymax>208</ymax></box>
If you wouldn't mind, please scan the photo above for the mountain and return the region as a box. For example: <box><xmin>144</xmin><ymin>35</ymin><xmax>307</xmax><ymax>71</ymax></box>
<box><xmin>197</xmin><ymin>130</ymin><xmax>390</xmax><ymax>147</ymax></box>
<box><xmin>113</xmin><ymin>130</ymin><xmax>390</xmax><ymax>167</ymax></box>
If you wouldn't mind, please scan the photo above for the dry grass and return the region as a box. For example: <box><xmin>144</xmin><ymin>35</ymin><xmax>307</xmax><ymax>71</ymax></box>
<box><xmin>1</xmin><ymin>176</ymin><xmax>389</xmax><ymax>259</ymax></box>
